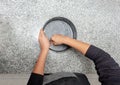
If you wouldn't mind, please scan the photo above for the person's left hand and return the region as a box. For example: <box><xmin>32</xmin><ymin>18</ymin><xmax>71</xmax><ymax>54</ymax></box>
<box><xmin>38</xmin><ymin>29</ymin><xmax>50</xmax><ymax>52</ymax></box>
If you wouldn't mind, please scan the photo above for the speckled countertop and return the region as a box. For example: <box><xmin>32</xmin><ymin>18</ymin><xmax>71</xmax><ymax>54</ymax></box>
<box><xmin>0</xmin><ymin>0</ymin><xmax>120</xmax><ymax>74</ymax></box>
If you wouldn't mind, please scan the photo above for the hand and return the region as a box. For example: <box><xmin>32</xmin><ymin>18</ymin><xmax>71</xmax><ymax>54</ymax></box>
<box><xmin>50</xmin><ymin>34</ymin><xmax>67</xmax><ymax>45</ymax></box>
<box><xmin>38</xmin><ymin>29</ymin><xmax>50</xmax><ymax>51</ymax></box>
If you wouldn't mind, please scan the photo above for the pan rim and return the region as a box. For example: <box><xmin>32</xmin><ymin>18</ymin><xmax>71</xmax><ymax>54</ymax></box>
<box><xmin>43</xmin><ymin>17</ymin><xmax>77</xmax><ymax>52</ymax></box>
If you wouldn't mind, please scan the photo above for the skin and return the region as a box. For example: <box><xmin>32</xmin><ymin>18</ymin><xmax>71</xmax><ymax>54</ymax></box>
<box><xmin>33</xmin><ymin>29</ymin><xmax>50</xmax><ymax>75</ymax></box>
<box><xmin>33</xmin><ymin>29</ymin><xmax>90</xmax><ymax>75</ymax></box>
<box><xmin>51</xmin><ymin>34</ymin><xmax>90</xmax><ymax>55</ymax></box>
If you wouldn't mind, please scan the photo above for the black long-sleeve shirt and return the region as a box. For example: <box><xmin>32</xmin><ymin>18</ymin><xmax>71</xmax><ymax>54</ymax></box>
<box><xmin>27</xmin><ymin>45</ymin><xmax>120</xmax><ymax>85</ymax></box>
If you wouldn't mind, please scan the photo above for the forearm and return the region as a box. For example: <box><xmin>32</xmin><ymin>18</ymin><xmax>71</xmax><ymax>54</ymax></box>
<box><xmin>27</xmin><ymin>50</ymin><xmax>48</xmax><ymax>85</ymax></box>
<box><xmin>63</xmin><ymin>37</ymin><xmax>120</xmax><ymax>84</ymax></box>
<box><xmin>33</xmin><ymin>50</ymin><xmax>48</xmax><ymax>75</ymax></box>
<box><xmin>63</xmin><ymin>37</ymin><xmax>90</xmax><ymax>55</ymax></box>
<box><xmin>27</xmin><ymin>29</ymin><xmax>49</xmax><ymax>85</ymax></box>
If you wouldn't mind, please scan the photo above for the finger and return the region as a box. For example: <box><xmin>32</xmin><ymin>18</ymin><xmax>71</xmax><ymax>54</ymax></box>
<box><xmin>50</xmin><ymin>39</ymin><xmax>54</xmax><ymax>44</ymax></box>
<box><xmin>40</xmin><ymin>29</ymin><xmax>44</xmax><ymax>36</ymax></box>
<box><xmin>50</xmin><ymin>40</ymin><xmax>53</xmax><ymax>45</ymax></box>
<box><xmin>39</xmin><ymin>29</ymin><xmax>42</xmax><ymax>37</ymax></box>
<box><xmin>51</xmin><ymin>34</ymin><xmax>56</xmax><ymax>40</ymax></box>
<box><xmin>50</xmin><ymin>36</ymin><xmax>53</xmax><ymax>41</ymax></box>
<box><xmin>38</xmin><ymin>29</ymin><xmax>43</xmax><ymax>41</ymax></box>
<box><xmin>52</xmin><ymin>42</ymin><xmax>58</xmax><ymax>46</ymax></box>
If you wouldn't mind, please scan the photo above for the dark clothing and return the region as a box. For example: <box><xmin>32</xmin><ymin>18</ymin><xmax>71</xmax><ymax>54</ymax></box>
<box><xmin>28</xmin><ymin>73</ymin><xmax>90</xmax><ymax>85</ymax></box>
<box><xmin>27</xmin><ymin>45</ymin><xmax>120</xmax><ymax>85</ymax></box>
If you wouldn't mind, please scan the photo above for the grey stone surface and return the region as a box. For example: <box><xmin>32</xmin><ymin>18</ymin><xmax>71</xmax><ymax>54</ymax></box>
<box><xmin>0</xmin><ymin>0</ymin><xmax>120</xmax><ymax>74</ymax></box>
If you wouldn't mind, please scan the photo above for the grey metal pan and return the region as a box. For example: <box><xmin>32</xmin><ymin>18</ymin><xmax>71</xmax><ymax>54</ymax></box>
<box><xmin>43</xmin><ymin>17</ymin><xmax>77</xmax><ymax>52</ymax></box>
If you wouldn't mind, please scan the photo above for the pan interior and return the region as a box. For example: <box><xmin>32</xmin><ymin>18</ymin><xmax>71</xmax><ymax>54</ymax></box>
<box><xmin>44</xmin><ymin>20</ymin><xmax>73</xmax><ymax>51</ymax></box>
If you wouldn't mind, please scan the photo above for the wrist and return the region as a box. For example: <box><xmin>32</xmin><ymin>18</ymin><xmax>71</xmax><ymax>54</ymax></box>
<box><xmin>41</xmin><ymin>47</ymin><xmax>49</xmax><ymax>52</ymax></box>
<box><xmin>38</xmin><ymin>51</ymin><xmax>48</xmax><ymax>60</ymax></box>
<box><xmin>62</xmin><ymin>36</ymin><xmax>71</xmax><ymax>44</ymax></box>
<box><xmin>41</xmin><ymin>50</ymin><xmax>49</xmax><ymax>53</ymax></box>
<box><xmin>40</xmin><ymin>49</ymin><xmax>49</xmax><ymax>55</ymax></box>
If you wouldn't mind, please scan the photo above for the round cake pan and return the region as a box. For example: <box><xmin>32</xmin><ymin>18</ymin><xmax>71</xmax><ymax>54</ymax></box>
<box><xmin>43</xmin><ymin>17</ymin><xmax>77</xmax><ymax>52</ymax></box>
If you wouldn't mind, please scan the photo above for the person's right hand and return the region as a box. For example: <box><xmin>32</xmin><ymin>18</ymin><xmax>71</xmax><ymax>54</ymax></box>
<box><xmin>38</xmin><ymin>29</ymin><xmax>50</xmax><ymax>51</ymax></box>
<box><xmin>50</xmin><ymin>34</ymin><xmax>67</xmax><ymax>45</ymax></box>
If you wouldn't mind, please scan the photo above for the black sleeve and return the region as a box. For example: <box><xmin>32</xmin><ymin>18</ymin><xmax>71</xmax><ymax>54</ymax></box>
<box><xmin>27</xmin><ymin>73</ymin><xmax>43</xmax><ymax>85</ymax></box>
<box><xmin>85</xmin><ymin>45</ymin><xmax>120</xmax><ymax>85</ymax></box>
